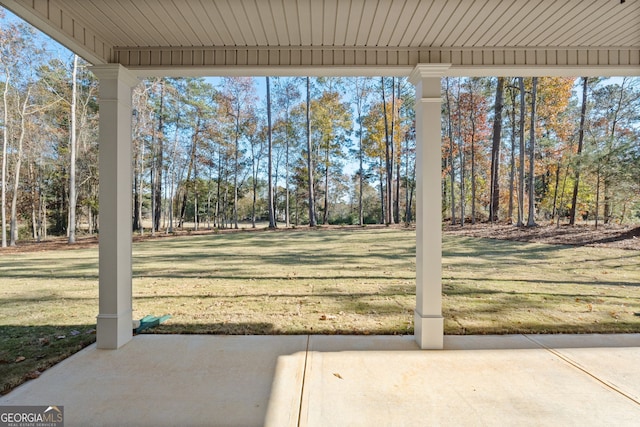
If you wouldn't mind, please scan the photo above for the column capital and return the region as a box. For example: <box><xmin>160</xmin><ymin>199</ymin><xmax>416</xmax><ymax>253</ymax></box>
<box><xmin>90</xmin><ymin>64</ymin><xmax>140</xmax><ymax>88</ymax></box>
<box><xmin>409</xmin><ymin>63</ymin><xmax>452</xmax><ymax>85</ymax></box>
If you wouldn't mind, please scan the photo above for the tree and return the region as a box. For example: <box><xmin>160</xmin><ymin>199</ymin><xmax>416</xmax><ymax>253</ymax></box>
<box><xmin>311</xmin><ymin>82</ymin><xmax>352</xmax><ymax>224</ymax></box>
<box><xmin>444</xmin><ymin>77</ymin><xmax>457</xmax><ymax>225</ymax></box>
<box><xmin>305</xmin><ymin>77</ymin><xmax>317</xmax><ymax>227</ymax></box>
<box><xmin>350</xmin><ymin>77</ymin><xmax>372</xmax><ymax>226</ymax></box>
<box><xmin>266</xmin><ymin>76</ymin><xmax>276</xmax><ymax>229</ymax></box>
<box><xmin>526</xmin><ymin>77</ymin><xmax>538</xmax><ymax>227</ymax></box>
<box><xmin>151</xmin><ymin>79</ymin><xmax>167</xmax><ymax>234</ymax></box>
<box><xmin>517</xmin><ymin>77</ymin><xmax>526</xmax><ymax>227</ymax></box>
<box><xmin>0</xmin><ymin>13</ymin><xmax>30</xmax><ymax>247</ymax></box>
<box><xmin>489</xmin><ymin>77</ymin><xmax>504</xmax><ymax>222</ymax></box>
<box><xmin>273</xmin><ymin>77</ymin><xmax>301</xmax><ymax>228</ymax></box>
<box><xmin>381</xmin><ymin>76</ymin><xmax>395</xmax><ymax>224</ymax></box>
<box><xmin>67</xmin><ymin>54</ymin><xmax>79</xmax><ymax>243</ymax></box>
<box><xmin>132</xmin><ymin>82</ymin><xmax>154</xmax><ymax>234</ymax></box>
<box><xmin>569</xmin><ymin>77</ymin><xmax>589</xmax><ymax>225</ymax></box>
<box><xmin>218</xmin><ymin>77</ymin><xmax>256</xmax><ymax>229</ymax></box>
<box><xmin>583</xmin><ymin>78</ymin><xmax>640</xmax><ymax>226</ymax></box>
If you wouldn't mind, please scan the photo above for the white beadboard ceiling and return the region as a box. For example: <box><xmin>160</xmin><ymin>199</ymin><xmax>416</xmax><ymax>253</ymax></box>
<box><xmin>1</xmin><ymin>0</ymin><xmax>639</xmax><ymax>74</ymax></box>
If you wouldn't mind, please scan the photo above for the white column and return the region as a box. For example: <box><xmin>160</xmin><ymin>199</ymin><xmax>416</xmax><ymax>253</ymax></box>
<box><xmin>409</xmin><ymin>64</ymin><xmax>450</xmax><ymax>349</ymax></box>
<box><xmin>91</xmin><ymin>64</ymin><xmax>139</xmax><ymax>349</ymax></box>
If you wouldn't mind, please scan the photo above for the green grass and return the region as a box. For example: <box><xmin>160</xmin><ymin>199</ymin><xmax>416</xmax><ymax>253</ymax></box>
<box><xmin>1</xmin><ymin>227</ymin><xmax>639</xmax><ymax>394</ymax></box>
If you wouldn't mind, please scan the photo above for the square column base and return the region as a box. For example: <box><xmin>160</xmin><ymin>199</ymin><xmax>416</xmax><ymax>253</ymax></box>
<box><xmin>97</xmin><ymin>311</ymin><xmax>133</xmax><ymax>349</ymax></box>
<box><xmin>414</xmin><ymin>312</ymin><xmax>444</xmax><ymax>349</ymax></box>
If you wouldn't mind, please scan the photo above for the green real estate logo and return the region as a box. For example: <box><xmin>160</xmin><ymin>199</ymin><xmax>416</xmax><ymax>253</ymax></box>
<box><xmin>0</xmin><ymin>405</ymin><xmax>63</xmax><ymax>427</ymax></box>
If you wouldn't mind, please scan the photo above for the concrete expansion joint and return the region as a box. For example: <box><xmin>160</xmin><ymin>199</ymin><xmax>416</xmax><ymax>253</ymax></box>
<box><xmin>524</xmin><ymin>334</ymin><xmax>640</xmax><ymax>407</ymax></box>
<box><xmin>297</xmin><ymin>335</ymin><xmax>311</xmax><ymax>427</ymax></box>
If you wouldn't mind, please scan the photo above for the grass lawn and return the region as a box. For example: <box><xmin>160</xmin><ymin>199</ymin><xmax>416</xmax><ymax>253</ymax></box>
<box><xmin>1</xmin><ymin>226</ymin><xmax>639</xmax><ymax>394</ymax></box>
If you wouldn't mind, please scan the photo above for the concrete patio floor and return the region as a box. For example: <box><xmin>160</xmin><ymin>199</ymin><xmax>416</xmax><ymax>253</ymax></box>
<box><xmin>2</xmin><ymin>334</ymin><xmax>640</xmax><ymax>426</ymax></box>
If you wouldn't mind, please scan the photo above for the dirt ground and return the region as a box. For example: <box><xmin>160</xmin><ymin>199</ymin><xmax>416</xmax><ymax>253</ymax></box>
<box><xmin>1</xmin><ymin>222</ymin><xmax>639</xmax><ymax>253</ymax></box>
<box><xmin>444</xmin><ymin>222</ymin><xmax>640</xmax><ymax>251</ymax></box>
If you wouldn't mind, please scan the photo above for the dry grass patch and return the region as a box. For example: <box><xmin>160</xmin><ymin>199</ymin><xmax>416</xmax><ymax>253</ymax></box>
<box><xmin>131</xmin><ymin>228</ymin><xmax>416</xmax><ymax>335</ymax></box>
<box><xmin>442</xmin><ymin>236</ymin><xmax>640</xmax><ymax>334</ymax></box>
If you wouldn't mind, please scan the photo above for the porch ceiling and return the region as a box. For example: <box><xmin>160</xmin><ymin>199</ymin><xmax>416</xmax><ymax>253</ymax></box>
<box><xmin>1</xmin><ymin>0</ymin><xmax>639</xmax><ymax>76</ymax></box>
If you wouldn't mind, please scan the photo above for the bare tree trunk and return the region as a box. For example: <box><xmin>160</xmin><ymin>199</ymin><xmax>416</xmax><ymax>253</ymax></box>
<box><xmin>517</xmin><ymin>77</ymin><xmax>525</xmax><ymax>227</ymax></box>
<box><xmin>526</xmin><ymin>77</ymin><xmax>537</xmax><ymax>227</ymax></box>
<box><xmin>508</xmin><ymin>83</ymin><xmax>517</xmax><ymax>224</ymax></box>
<box><xmin>1</xmin><ymin>69</ymin><xmax>10</xmax><ymax>248</ymax></box>
<box><xmin>154</xmin><ymin>81</ymin><xmax>165</xmax><ymax>233</ymax></box>
<box><xmin>150</xmin><ymin>167</ymin><xmax>155</xmax><ymax>236</ymax></box>
<box><xmin>556</xmin><ymin>163</ymin><xmax>570</xmax><ymax>228</ymax></box>
<box><xmin>357</xmin><ymin>81</ymin><xmax>365</xmax><ymax>226</ymax></box>
<box><xmin>444</xmin><ymin>78</ymin><xmax>456</xmax><ymax>225</ymax></box>
<box><xmin>9</xmin><ymin>88</ymin><xmax>31</xmax><ymax>246</ymax></box>
<box><xmin>215</xmin><ymin>147</ymin><xmax>222</xmax><ymax>228</ymax></box>
<box><xmin>233</xmin><ymin>108</ymin><xmax>240</xmax><ymax>229</ymax></box>
<box><xmin>306</xmin><ymin>77</ymin><xmax>317</xmax><ymax>227</ymax></box>
<box><xmin>323</xmin><ymin>145</ymin><xmax>330</xmax><ymax>224</ymax></box>
<box><xmin>181</xmin><ymin>117</ymin><xmax>199</xmax><ymax>227</ymax></box>
<box><xmin>603</xmin><ymin>78</ymin><xmax>626</xmax><ymax>225</ymax></box>
<box><xmin>469</xmin><ymin>86</ymin><xmax>477</xmax><ymax>225</ymax></box>
<box><xmin>29</xmin><ymin>162</ymin><xmax>37</xmax><ymax>239</ymax></box>
<box><xmin>41</xmin><ymin>195</ymin><xmax>47</xmax><ymax>241</ymax></box>
<box><xmin>267</xmin><ymin>76</ymin><xmax>276</xmax><ymax>229</ymax></box>
<box><xmin>552</xmin><ymin>160</ymin><xmax>561</xmax><ymax>219</ymax></box>
<box><xmin>404</xmin><ymin>133</ymin><xmax>411</xmax><ymax>224</ymax></box>
<box><xmin>68</xmin><ymin>55</ymin><xmax>79</xmax><ymax>243</ymax></box>
<box><xmin>193</xmin><ymin>148</ymin><xmax>199</xmax><ymax>231</ymax></box>
<box><xmin>381</xmin><ymin>77</ymin><xmax>394</xmax><ymax>225</ymax></box>
<box><xmin>595</xmin><ymin>166</ymin><xmax>601</xmax><ymax>230</ymax></box>
<box><xmin>489</xmin><ymin>77</ymin><xmax>504</xmax><ymax>222</ymax></box>
<box><xmin>456</xmin><ymin>80</ymin><xmax>465</xmax><ymax>227</ymax></box>
<box><xmin>9</xmin><ymin>88</ymin><xmax>31</xmax><ymax>245</ymax></box>
<box><xmin>378</xmin><ymin>159</ymin><xmax>385</xmax><ymax>224</ymax></box>
<box><xmin>285</xmin><ymin>121</ymin><xmax>290</xmax><ymax>228</ymax></box>
<box><xmin>407</xmin><ymin>156</ymin><xmax>415</xmax><ymax>224</ymax></box>
<box><xmin>394</xmin><ymin>79</ymin><xmax>400</xmax><ymax>222</ymax></box>
<box><xmin>137</xmin><ymin>136</ymin><xmax>145</xmax><ymax>234</ymax></box>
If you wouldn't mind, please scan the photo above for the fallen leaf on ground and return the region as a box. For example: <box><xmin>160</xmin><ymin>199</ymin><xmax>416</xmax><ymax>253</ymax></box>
<box><xmin>25</xmin><ymin>371</ymin><xmax>41</xmax><ymax>380</ymax></box>
<box><xmin>333</xmin><ymin>373</ymin><xmax>343</xmax><ymax>379</ymax></box>
<box><xmin>15</xmin><ymin>356</ymin><xmax>26</xmax><ymax>363</ymax></box>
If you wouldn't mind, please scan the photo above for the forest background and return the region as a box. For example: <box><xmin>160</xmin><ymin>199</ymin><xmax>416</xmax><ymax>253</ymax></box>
<box><xmin>1</xmin><ymin>10</ymin><xmax>639</xmax><ymax>248</ymax></box>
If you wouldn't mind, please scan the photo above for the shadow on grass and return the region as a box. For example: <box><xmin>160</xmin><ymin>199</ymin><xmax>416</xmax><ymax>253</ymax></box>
<box><xmin>444</xmin><ymin>320</ymin><xmax>640</xmax><ymax>335</ymax></box>
<box><xmin>0</xmin><ymin>324</ymin><xmax>96</xmax><ymax>395</ymax></box>
<box><xmin>143</xmin><ymin>322</ymin><xmax>412</xmax><ymax>336</ymax></box>
<box><xmin>132</xmin><ymin>286</ymin><xmax>414</xmax><ymax>301</ymax></box>
<box><xmin>443</xmin><ymin>275</ymin><xmax>640</xmax><ymax>288</ymax></box>
<box><xmin>443</xmin><ymin>236</ymin><xmax>640</xmax><ymax>262</ymax></box>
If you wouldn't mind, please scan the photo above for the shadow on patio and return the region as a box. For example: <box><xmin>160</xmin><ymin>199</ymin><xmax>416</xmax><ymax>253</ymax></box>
<box><xmin>2</xmin><ymin>333</ymin><xmax>640</xmax><ymax>426</ymax></box>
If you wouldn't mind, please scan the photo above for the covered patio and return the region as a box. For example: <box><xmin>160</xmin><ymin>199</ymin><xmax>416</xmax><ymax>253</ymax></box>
<box><xmin>1</xmin><ymin>1</ymin><xmax>640</xmax><ymax>425</ymax></box>
<box><xmin>1</xmin><ymin>0</ymin><xmax>637</xmax><ymax>351</ymax></box>
<box><xmin>2</xmin><ymin>334</ymin><xmax>640</xmax><ymax>426</ymax></box>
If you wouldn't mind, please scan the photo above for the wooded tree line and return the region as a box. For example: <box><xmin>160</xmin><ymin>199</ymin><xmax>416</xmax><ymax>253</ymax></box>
<box><xmin>1</xmin><ymin>15</ymin><xmax>639</xmax><ymax>247</ymax></box>
<box><xmin>126</xmin><ymin>74</ymin><xmax>415</xmax><ymax>236</ymax></box>
<box><xmin>444</xmin><ymin>76</ymin><xmax>640</xmax><ymax>228</ymax></box>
